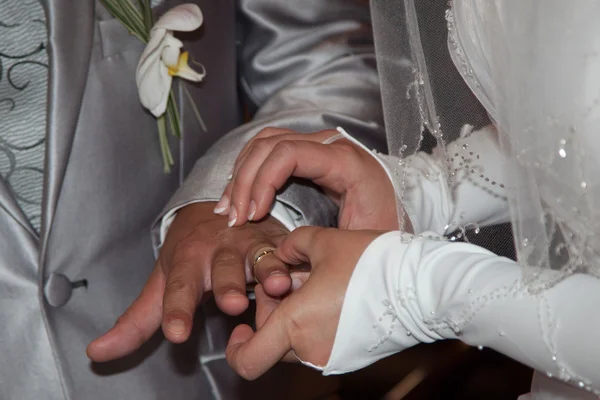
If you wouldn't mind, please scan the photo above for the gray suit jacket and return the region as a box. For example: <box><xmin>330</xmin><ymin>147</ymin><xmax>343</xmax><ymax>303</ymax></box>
<box><xmin>0</xmin><ymin>0</ymin><xmax>383</xmax><ymax>399</ymax></box>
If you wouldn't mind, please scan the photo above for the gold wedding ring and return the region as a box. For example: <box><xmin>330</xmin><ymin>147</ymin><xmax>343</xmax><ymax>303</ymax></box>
<box><xmin>252</xmin><ymin>248</ymin><xmax>275</xmax><ymax>284</ymax></box>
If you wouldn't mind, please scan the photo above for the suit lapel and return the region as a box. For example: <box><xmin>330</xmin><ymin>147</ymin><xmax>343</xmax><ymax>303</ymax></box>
<box><xmin>41</xmin><ymin>0</ymin><xmax>94</xmax><ymax>241</ymax></box>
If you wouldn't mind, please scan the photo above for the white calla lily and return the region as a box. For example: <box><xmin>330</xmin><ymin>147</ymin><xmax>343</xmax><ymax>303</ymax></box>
<box><xmin>136</xmin><ymin>4</ymin><xmax>205</xmax><ymax>117</ymax></box>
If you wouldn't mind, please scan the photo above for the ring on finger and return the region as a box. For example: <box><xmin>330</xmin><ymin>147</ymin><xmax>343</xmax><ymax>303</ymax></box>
<box><xmin>252</xmin><ymin>248</ymin><xmax>276</xmax><ymax>284</ymax></box>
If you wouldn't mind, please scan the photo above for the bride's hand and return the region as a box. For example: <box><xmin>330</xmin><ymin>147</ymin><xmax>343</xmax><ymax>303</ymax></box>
<box><xmin>226</xmin><ymin>227</ymin><xmax>384</xmax><ymax>380</ymax></box>
<box><xmin>215</xmin><ymin>127</ymin><xmax>407</xmax><ymax>231</ymax></box>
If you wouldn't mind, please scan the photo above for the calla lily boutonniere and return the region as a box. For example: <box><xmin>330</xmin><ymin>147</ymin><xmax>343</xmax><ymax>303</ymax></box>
<box><xmin>136</xmin><ymin>4</ymin><xmax>205</xmax><ymax>117</ymax></box>
<box><xmin>101</xmin><ymin>1</ymin><xmax>206</xmax><ymax>172</ymax></box>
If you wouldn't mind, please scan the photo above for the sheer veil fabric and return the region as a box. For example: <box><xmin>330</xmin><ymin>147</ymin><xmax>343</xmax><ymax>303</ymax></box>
<box><xmin>477</xmin><ymin>0</ymin><xmax>600</xmax><ymax>289</ymax></box>
<box><xmin>383</xmin><ymin>0</ymin><xmax>600</xmax><ymax>289</ymax></box>
<box><xmin>320</xmin><ymin>3</ymin><xmax>600</xmax><ymax>397</ymax></box>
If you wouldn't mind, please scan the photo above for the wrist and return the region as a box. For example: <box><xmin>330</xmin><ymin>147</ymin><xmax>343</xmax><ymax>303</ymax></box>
<box><xmin>176</xmin><ymin>201</ymin><xmax>288</xmax><ymax>230</ymax></box>
<box><xmin>170</xmin><ymin>201</ymin><xmax>224</xmax><ymax>230</ymax></box>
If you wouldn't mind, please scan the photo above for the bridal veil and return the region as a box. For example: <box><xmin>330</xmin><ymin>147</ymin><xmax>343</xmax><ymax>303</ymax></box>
<box><xmin>379</xmin><ymin>0</ymin><xmax>600</xmax><ymax>290</ymax></box>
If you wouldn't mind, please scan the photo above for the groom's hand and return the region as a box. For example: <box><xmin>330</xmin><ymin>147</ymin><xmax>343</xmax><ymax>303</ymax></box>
<box><xmin>86</xmin><ymin>202</ymin><xmax>291</xmax><ymax>362</ymax></box>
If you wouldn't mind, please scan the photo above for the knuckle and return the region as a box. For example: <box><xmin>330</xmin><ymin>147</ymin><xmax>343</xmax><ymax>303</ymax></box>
<box><xmin>232</xmin><ymin>169</ymin><xmax>253</xmax><ymax>188</ymax></box>
<box><xmin>256</xmin><ymin>226</ymin><xmax>289</xmax><ymax>243</ymax></box>
<box><xmin>114</xmin><ymin>313</ymin><xmax>129</xmax><ymax>327</ymax></box>
<box><xmin>164</xmin><ymin>276</ymin><xmax>199</xmax><ymax>309</ymax></box>
<box><xmin>336</xmin><ymin>141</ymin><xmax>362</xmax><ymax>161</ymax></box>
<box><xmin>298</xmin><ymin>225</ymin><xmax>325</xmax><ymax>238</ymax></box>
<box><xmin>239</xmin><ymin>364</ymin><xmax>256</xmax><ymax>381</ymax></box>
<box><xmin>272</xmin><ymin>140</ymin><xmax>297</xmax><ymax>156</ymax></box>
<box><xmin>116</xmin><ymin>311</ymin><xmax>147</xmax><ymax>344</ymax></box>
<box><xmin>212</xmin><ymin>248</ymin><xmax>244</xmax><ymax>270</ymax></box>
<box><xmin>310</xmin><ymin>227</ymin><xmax>332</xmax><ymax>250</ymax></box>
<box><xmin>172</xmin><ymin>238</ymin><xmax>203</xmax><ymax>262</ymax></box>
<box><xmin>235</xmin><ymin>359</ymin><xmax>255</xmax><ymax>380</ymax></box>
<box><xmin>252</xmin><ymin>137</ymin><xmax>275</xmax><ymax>153</ymax></box>
<box><xmin>288</xmin><ymin>314</ymin><xmax>302</xmax><ymax>334</ymax></box>
<box><xmin>256</xmin><ymin>127</ymin><xmax>282</xmax><ymax>139</ymax></box>
<box><xmin>226</xmin><ymin>348</ymin><xmax>256</xmax><ymax>380</ymax></box>
<box><xmin>165</xmin><ymin>277</ymin><xmax>191</xmax><ymax>296</ymax></box>
<box><xmin>286</xmin><ymin>311</ymin><xmax>305</xmax><ymax>343</ymax></box>
<box><xmin>222</xmin><ymin>182</ymin><xmax>233</xmax><ymax>195</ymax></box>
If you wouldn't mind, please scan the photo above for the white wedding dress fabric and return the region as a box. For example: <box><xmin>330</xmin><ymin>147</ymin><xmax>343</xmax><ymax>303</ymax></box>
<box><xmin>320</xmin><ymin>1</ymin><xmax>600</xmax><ymax>399</ymax></box>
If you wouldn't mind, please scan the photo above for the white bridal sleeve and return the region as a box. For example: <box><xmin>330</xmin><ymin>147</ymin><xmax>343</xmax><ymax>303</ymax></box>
<box><xmin>338</xmin><ymin>124</ymin><xmax>511</xmax><ymax>235</ymax></box>
<box><xmin>379</xmin><ymin>125</ymin><xmax>511</xmax><ymax>235</ymax></box>
<box><xmin>324</xmin><ymin>232</ymin><xmax>600</xmax><ymax>394</ymax></box>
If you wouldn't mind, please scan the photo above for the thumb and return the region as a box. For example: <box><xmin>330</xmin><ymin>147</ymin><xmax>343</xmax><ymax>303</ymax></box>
<box><xmin>274</xmin><ymin>226</ymin><xmax>328</xmax><ymax>267</ymax></box>
<box><xmin>87</xmin><ymin>263</ymin><xmax>165</xmax><ymax>362</ymax></box>
<box><xmin>226</xmin><ymin>305</ymin><xmax>291</xmax><ymax>380</ymax></box>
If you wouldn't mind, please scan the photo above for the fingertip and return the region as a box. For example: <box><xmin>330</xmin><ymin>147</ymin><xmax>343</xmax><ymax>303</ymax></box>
<box><xmin>254</xmin><ymin>199</ymin><xmax>275</xmax><ymax>224</ymax></box>
<box><xmin>253</xmin><ymin>251</ymin><xmax>291</xmax><ymax>295</ymax></box>
<box><xmin>229</xmin><ymin>197</ymin><xmax>249</xmax><ymax>226</ymax></box>
<box><xmin>214</xmin><ymin>194</ymin><xmax>231</xmax><ymax>215</ymax></box>
<box><xmin>226</xmin><ymin>324</ymin><xmax>257</xmax><ymax>379</ymax></box>
<box><xmin>86</xmin><ymin>326</ymin><xmax>130</xmax><ymax>362</ymax></box>
<box><xmin>86</xmin><ymin>338</ymin><xmax>102</xmax><ymax>361</ymax></box>
<box><xmin>247</xmin><ymin>200</ymin><xmax>257</xmax><ymax>221</ymax></box>
<box><xmin>262</xmin><ymin>273</ymin><xmax>292</xmax><ymax>297</ymax></box>
<box><xmin>227</xmin><ymin>324</ymin><xmax>255</xmax><ymax>348</ymax></box>
<box><xmin>290</xmin><ymin>271</ymin><xmax>310</xmax><ymax>291</ymax></box>
<box><xmin>216</xmin><ymin>290</ymin><xmax>250</xmax><ymax>316</ymax></box>
<box><xmin>251</xmin><ymin>180</ymin><xmax>278</xmax><ymax>220</ymax></box>
<box><xmin>162</xmin><ymin>314</ymin><xmax>192</xmax><ymax>343</ymax></box>
<box><xmin>227</xmin><ymin>206</ymin><xmax>238</xmax><ymax>227</ymax></box>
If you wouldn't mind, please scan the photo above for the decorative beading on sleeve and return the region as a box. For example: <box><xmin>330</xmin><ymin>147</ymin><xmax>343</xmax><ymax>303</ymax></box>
<box><xmin>337</xmin><ymin>124</ymin><xmax>510</xmax><ymax>237</ymax></box>
<box><xmin>322</xmin><ymin>230</ymin><xmax>600</xmax><ymax>396</ymax></box>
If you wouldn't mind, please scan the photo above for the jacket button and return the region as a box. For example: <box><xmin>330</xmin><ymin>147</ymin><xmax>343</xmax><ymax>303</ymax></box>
<box><xmin>44</xmin><ymin>273</ymin><xmax>88</xmax><ymax>308</ymax></box>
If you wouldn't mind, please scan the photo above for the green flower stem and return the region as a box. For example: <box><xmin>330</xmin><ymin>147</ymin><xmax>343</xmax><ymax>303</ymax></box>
<box><xmin>136</xmin><ymin>0</ymin><xmax>146</xmax><ymax>18</ymax></box>
<box><xmin>142</xmin><ymin>0</ymin><xmax>154</xmax><ymax>31</ymax></box>
<box><xmin>102</xmin><ymin>0</ymin><xmax>147</xmax><ymax>41</ymax></box>
<box><xmin>167</xmin><ymin>91</ymin><xmax>181</xmax><ymax>139</ymax></box>
<box><xmin>157</xmin><ymin>114</ymin><xmax>174</xmax><ymax>173</ymax></box>
<box><xmin>183</xmin><ymin>85</ymin><xmax>207</xmax><ymax>132</ymax></box>
<box><xmin>101</xmin><ymin>1</ymin><xmax>137</xmax><ymax>33</ymax></box>
<box><xmin>117</xmin><ymin>1</ymin><xmax>148</xmax><ymax>40</ymax></box>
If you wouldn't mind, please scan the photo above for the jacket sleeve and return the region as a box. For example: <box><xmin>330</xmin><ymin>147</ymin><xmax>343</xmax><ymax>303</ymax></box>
<box><xmin>152</xmin><ymin>0</ymin><xmax>387</xmax><ymax>249</ymax></box>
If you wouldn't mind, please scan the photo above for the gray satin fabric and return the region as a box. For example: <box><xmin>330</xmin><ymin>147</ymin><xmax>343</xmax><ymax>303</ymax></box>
<box><xmin>42</xmin><ymin>0</ymin><xmax>94</xmax><ymax>242</ymax></box>
<box><xmin>0</xmin><ymin>0</ymin><xmax>355</xmax><ymax>398</ymax></box>
<box><xmin>0</xmin><ymin>187</ymin><xmax>63</xmax><ymax>399</ymax></box>
<box><xmin>156</xmin><ymin>0</ymin><xmax>387</xmax><ymax>233</ymax></box>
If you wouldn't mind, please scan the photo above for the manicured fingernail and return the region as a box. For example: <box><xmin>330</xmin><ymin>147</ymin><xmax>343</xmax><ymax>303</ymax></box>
<box><xmin>292</xmin><ymin>277</ymin><xmax>303</xmax><ymax>290</ymax></box>
<box><xmin>214</xmin><ymin>195</ymin><xmax>230</xmax><ymax>214</ymax></box>
<box><xmin>248</xmin><ymin>200</ymin><xmax>257</xmax><ymax>221</ymax></box>
<box><xmin>227</xmin><ymin>173</ymin><xmax>233</xmax><ymax>181</ymax></box>
<box><xmin>167</xmin><ymin>319</ymin><xmax>186</xmax><ymax>335</ymax></box>
<box><xmin>228</xmin><ymin>206</ymin><xmax>238</xmax><ymax>227</ymax></box>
